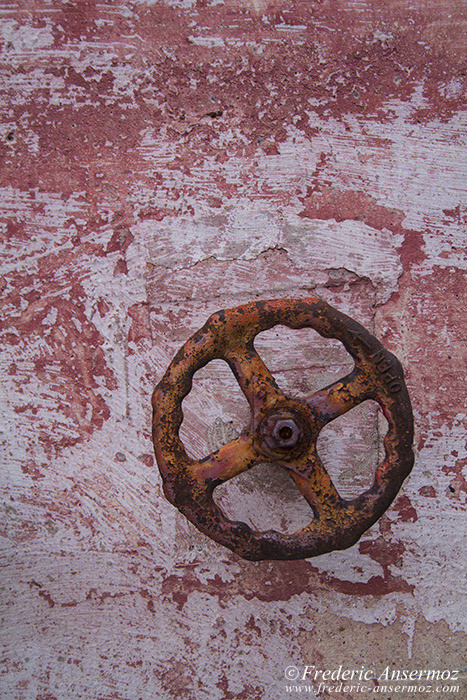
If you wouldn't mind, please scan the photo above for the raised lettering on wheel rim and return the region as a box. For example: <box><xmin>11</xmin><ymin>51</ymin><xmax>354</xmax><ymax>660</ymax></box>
<box><xmin>152</xmin><ymin>297</ymin><xmax>414</xmax><ymax>561</ymax></box>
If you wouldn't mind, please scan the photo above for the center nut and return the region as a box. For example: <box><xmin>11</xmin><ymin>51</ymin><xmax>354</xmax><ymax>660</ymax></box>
<box><xmin>258</xmin><ymin>407</ymin><xmax>312</xmax><ymax>460</ymax></box>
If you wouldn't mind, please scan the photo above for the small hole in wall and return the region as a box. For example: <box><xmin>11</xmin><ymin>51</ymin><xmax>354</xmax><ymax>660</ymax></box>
<box><xmin>254</xmin><ymin>326</ymin><xmax>354</xmax><ymax>401</ymax></box>
<box><xmin>317</xmin><ymin>400</ymin><xmax>389</xmax><ymax>500</ymax></box>
<box><xmin>213</xmin><ymin>462</ymin><xmax>314</xmax><ymax>534</ymax></box>
<box><xmin>180</xmin><ymin>359</ymin><xmax>250</xmax><ymax>460</ymax></box>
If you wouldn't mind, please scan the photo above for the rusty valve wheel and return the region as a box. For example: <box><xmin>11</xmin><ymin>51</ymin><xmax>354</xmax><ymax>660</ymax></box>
<box><xmin>152</xmin><ymin>298</ymin><xmax>414</xmax><ymax>561</ymax></box>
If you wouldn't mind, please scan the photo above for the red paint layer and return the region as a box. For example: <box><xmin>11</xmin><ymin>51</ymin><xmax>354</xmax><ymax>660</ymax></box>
<box><xmin>161</xmin><ymin>554</ymin><xmax>414</xmax><ymax>610</ymax></box>
<box><xmin>1</xmin><ymin>256</ymin><xmax>116</xmax><ymax>454</ymax></box>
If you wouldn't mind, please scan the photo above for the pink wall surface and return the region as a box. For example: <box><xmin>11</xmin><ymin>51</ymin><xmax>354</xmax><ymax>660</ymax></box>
<box><xmin>1</xmin><ymin>1</ymin><xmax>465</xmax><ymax>698</ymax></box>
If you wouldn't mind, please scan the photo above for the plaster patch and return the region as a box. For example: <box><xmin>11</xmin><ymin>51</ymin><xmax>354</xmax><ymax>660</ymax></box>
<box><xmin>140</xmin><ymin>209</ymin><xmax>402</xmax><ymax>302</ymax></box>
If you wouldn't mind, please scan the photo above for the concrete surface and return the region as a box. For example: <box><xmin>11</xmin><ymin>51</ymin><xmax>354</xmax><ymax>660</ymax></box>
<box><xmin>0</xmin><ymin>1</ymin><xmax>465</xmax><ymax>698</ymax></box>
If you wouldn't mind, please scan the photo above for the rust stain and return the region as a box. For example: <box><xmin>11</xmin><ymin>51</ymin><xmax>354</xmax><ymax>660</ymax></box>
<box><xmin>152</xmin><ymin>297</ymin><xmax>414</xmax><ymax>560</ymax></box>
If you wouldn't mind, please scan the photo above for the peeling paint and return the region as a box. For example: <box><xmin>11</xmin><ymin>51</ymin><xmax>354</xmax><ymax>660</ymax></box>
<box><xmin>1</xmin><ymin>0</ymin><xmax>465</xmax><ymax>698</ymax></box>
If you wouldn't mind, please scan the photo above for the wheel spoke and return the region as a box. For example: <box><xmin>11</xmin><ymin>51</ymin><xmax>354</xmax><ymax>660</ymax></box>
<box><xmin>286</xmin><ymin>447</ymin><xmax>344</xmax><ymax>520</ymax></box>
<box><xmin>194</xmin><ymin>433</ymin><xmax>260</xmax><ymax>485</ymax></box>
<box><xmin>305</xmin><ymin>368</ymin><xmax>372</xmax><ymax>429</ymax></box>
<box><xmin>225</xmin><ymin>342</ymin><xmax>286</xmax><ymax>415</ymax></box>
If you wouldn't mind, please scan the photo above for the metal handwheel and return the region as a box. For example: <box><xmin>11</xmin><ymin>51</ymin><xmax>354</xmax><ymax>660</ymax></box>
<box><xmin>152</xmin><ymin>298</ymin><xmax>414</xmax><ymax>561</ymax></box>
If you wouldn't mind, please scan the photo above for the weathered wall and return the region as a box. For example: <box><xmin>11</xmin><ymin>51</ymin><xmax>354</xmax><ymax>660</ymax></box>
<box><xmin>0</xmin><ymin>1</ymin><xmax>465</xmax><ymax>698</ymax></box>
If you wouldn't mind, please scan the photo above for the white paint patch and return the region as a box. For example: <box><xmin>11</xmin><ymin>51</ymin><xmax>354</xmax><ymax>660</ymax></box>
<box><xmin>188</xmin><ymin>36</ymin><xmax>226</xmax><ymax>47</ymax></box>
<box><xmin>281</xmin><ymin>217</ymin><xmax>403</xmax><ymax>303</ymax></box>
<box><xmin>137</xmin><ymin>207</ymin><xmax>402</xmax><ymax>302</ymax></box>
<box><xmin>303</xmin><ymin>108</ymin><xmax>466</xmax><ymax>234</ymax></box>
<box><xmin>0</xmin><ymin>20</ymin><xmax>54</xmax><ymax>51</ymax></box>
